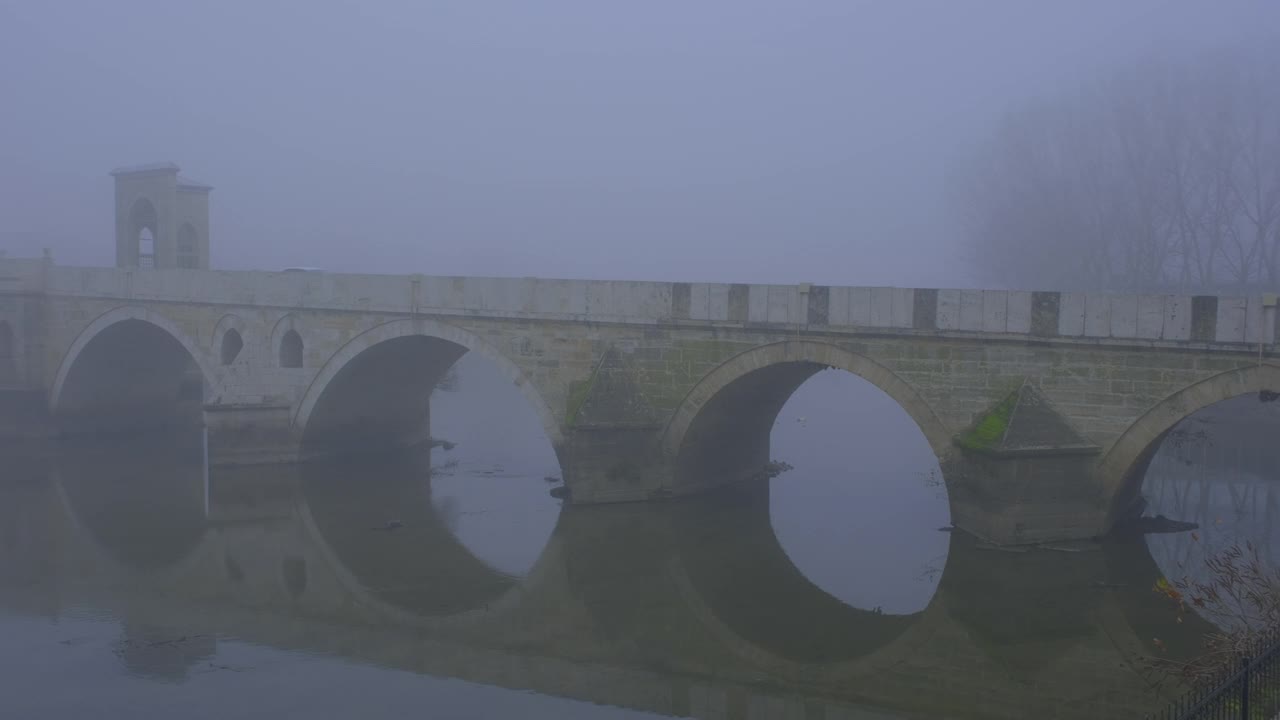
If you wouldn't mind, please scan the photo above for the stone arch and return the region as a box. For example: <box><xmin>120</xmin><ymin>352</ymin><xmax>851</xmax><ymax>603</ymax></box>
<box><xmin>294</xmin><ymin>317</ymin><xmax>563</xmax><ymax>449</ymax></box>
<box><xmin>212</xmin><ymin>314</ymin><xmax>248</xmax><ymax>366</ymax></box>
<box><xmin>661</xmin><ymin>340</ymin><xmax>953</xmax><ymax>464</ymax></box>
<box><xmin>49</xmin><ymin>305</ymin><xmax>215</xmax><ymax>413</ymax></box>
<box><xmin>1098</xmin><ymin>362</ymin><xmax>1280</xmax><ymax>527</ymax></box>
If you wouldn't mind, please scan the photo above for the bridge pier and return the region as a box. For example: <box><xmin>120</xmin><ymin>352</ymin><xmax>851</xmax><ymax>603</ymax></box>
<box><xmin>560</xmin><ymin>426</ymin><xmax>676</xmax><ymax>503</ymax></box>
<box><xmin>947</xmin><ymin>383</ymin><xmax>1108</xmax><ymax>544</ymax></box>
<box><xmin>947</xmin><ymin>453</ymin><xmax>1109</xmax><ymax>545</ymax></box>
<box><xmin>203</xmin><ymin>404</ymin><xmax>299</xmax><ymax>466</ymax></box>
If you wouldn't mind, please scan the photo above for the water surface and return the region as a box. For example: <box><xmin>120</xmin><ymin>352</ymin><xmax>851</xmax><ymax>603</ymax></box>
<box><xmin>2</xmin><ymin>360</ymin><xmax>1275</xmax><ymax>719</ymax></box>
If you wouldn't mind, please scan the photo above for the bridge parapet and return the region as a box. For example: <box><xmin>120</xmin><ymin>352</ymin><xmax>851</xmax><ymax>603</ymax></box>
<box><xmin>6</xmin><ymin>259</ymin><xmax>1276</xmax><ymax>349</ymax></box>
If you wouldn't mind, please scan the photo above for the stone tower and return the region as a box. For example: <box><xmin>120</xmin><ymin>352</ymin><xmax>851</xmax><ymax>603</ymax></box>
<box><xmin>111</xmin><ymin>163</ymin><xmax>213</xmax><ymax>270</ymax></box>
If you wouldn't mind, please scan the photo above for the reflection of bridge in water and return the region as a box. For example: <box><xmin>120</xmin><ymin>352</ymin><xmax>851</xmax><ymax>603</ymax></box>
<box><xmin>0</xmin><ymin>440</ymin><xmax>1218</xmax><ymax>720</ymax></box>
<box><xmin>1142</xmin><ymin>396</ymin><xmax>1280</xmax><ymax>576</ymax></box>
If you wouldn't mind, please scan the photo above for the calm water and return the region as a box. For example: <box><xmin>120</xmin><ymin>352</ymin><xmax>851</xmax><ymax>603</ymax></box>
<box><xmin>2</xmin><ymin>356</ymin><xmax>1276</xmax><ymax>719</ymax></box>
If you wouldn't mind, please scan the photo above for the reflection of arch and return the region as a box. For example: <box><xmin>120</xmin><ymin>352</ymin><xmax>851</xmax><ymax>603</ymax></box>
<box><xmin>545</xmin><ymin>481</ymin><xmax>968</xmax><ymax>696</ymax></box>
<box><xmin>294</xmin><ymin>318</ymin><xmax>564</xmax><ymax>449</ymax></box>
<box><xmin>1101</xmin><ymin>534</ymin><xmax>1216</xmax><ymax>666</ymax></box>
<box><xmin>662</xmin><ymin>340</ymin><xmax>951</xmax><ymax>492</ymax></box>
<box><xmin>49</xmin><ymin>306</ymin><xmax>215</xmax><ymax>413</ymax></box>
<box><xmin>1099</xmin><ymin>363</ymin><xmax>1280</xmax><ymax>526</ymax></box>
<box><xmin>52</xmin><ymin>430</ymin><xmax>209</xmax><ymax>572</ymax></box>
<box><xmin>667</xmin><ymin>484</ymin><xmax>927</xmax><ymax>665</ymax></box>
<box><xmin>176</xmin><ymin>223</ymin><xmax>198</xmax><ymax>269</ymax></box>
<box><xmin>295</xmin><ymin>452</ymin><xmax>565</xmax><ymax>631</ymax></box>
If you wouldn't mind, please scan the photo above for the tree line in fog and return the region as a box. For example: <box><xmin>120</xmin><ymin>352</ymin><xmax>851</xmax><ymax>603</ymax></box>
<box><xmin>958</xmin><ymin>45</ymin><xmax>1280</xmax><ymax>294</ymax></box>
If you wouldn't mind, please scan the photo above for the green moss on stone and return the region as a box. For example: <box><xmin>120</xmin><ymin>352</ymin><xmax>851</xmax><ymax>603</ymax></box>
<box><xmin>956</xmin><ymin>390</ymin><xmax>1017</xmax><ymax>452</ymax></box>
<box><xmin>565</xmin><ymin>375</ymin><xmax>597</xmax><ymax>427</ymax></box>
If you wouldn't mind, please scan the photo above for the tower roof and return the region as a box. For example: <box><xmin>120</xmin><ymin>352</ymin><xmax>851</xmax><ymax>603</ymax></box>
<box><xmin>109</xmin><ymin>162</ymin><xmax>180</xmax><ymax>176</ymax></box>
<box><xmin>177</xmin><ymin>176</ymin><xmax>213</xmax><ymax>191</ymax></box>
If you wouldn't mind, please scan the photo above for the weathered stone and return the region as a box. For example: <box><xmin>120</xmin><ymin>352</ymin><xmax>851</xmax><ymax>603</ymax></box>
<box><xmin>806</xmin><ymin>285</ymin><xmax>829</xmax><ymax>326</ymax></box>
<box><xmin>5</xmin><ymin>247</ymin><xmax>1278</xmax><ymax>546</ymax></box>
<box><xmin>912</xmin><ymin>289</ymin><xmax>938</xmax><ymax>330</ymax></box>
<box><xmin>727</xmin><ymin>284</ymin><xmax>749</xmax><ymax>323</ymax></box>
<box><xmin>671</xmin><ymin>283</ymin><xmax>691</xmax><ymax>320</ymax></box>
<box><xmin>1191</xmin><ymin>296</ymin><xmax>1217</xmax><ymax>342</ymax></box>
<box><xmin>1030</xmin><ymin>292</ymin><xmax>1060</xmax><ymax>337</ymax></box>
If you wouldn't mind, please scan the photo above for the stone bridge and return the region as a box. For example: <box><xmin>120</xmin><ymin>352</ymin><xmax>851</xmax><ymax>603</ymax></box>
<box><xmin>1</xmin><ymin>254</ymin><xmax>1278</xmax><ymax>543</ymax></box>
<box><xmin>0</xmin><ymin>447</ymin><xmax>1208</xmax><ymax>720</ymax></box>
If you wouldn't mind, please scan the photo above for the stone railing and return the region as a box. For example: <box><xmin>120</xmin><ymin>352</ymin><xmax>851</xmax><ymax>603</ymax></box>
<box><xmin>3</xmin><ymin>259</ymin><xmax>1276</xmax><ymax>347</ymax></box>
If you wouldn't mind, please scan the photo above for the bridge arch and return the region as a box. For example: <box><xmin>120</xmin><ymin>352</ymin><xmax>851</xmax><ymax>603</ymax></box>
<box><xmin>294</xmin><ymin>318</ymin><xmax>563</xmax><ymax>453</ymax></box>
<box><xmin>1099</xmin><ymin>362</ymin><xmax>1280</xmax><ymax>527</ymax></box>
<box><xmin>49</xmin><ymin>306</ymin><xmax>215</xmax><ymax>420</ymax></box>
<box><xmin>661</xmin><ymin>340</ymin><xmax>952</xmax><ymax>491</ymax></box>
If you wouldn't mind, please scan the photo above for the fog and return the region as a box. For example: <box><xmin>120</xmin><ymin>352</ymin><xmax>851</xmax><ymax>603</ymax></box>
<box><xmin>2</xmin><ymin>1</ymin><xmax>1275</xmax><ymax>286</ymax></box>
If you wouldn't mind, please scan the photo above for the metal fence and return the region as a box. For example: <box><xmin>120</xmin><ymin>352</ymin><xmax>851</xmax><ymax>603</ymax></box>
<box><xmin>1150</xmin><ymin>634</ymin><xmax>1280</xmax><ymax>720</ymax></box>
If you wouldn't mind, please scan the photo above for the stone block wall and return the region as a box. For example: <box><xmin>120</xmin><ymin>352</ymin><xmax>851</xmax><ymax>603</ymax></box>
<box><xmin>5</xmin><ymin>257</ymin><xmax>1278</xmax><ymax>541</ymax></box>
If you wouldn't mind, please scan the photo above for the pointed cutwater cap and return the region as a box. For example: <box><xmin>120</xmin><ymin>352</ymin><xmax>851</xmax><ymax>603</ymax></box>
<box><xmin>955</xmin><ymin>382</ymin><xmax>1099</xmax><ymax>458</ymax></box>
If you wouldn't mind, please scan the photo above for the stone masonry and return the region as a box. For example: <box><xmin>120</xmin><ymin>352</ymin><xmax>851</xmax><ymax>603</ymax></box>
<box><xmin>1</xmin><ymin>255</ymin><xmax>1277</xmax><ymax>543</ymax></box>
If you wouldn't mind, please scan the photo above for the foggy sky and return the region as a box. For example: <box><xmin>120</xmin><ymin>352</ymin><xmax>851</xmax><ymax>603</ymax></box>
<box><xmin>2</xmin><ymin>1</ymin><xmax>1276</xmax><ymax>287</ymax></box>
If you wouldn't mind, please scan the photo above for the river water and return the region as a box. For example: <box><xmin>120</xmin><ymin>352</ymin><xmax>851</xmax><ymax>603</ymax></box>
<box><xmin>1</xmin><ymin>355</ymin><xmax>1276</xmax><ymax>719</ymax></box>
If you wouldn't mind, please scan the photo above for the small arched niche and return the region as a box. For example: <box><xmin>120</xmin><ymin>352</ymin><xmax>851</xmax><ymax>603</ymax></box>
<box><xmin>220</xmin><ymin>329</ymin><xmax>243</xmax><ymax>365</ymax></box>
<box><xmin>280</xmin><ymin>329</ymin><xmax>304</xmax><ymax>369</ymax></box>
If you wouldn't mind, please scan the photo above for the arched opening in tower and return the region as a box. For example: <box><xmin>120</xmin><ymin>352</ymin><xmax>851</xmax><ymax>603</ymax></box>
<box><xmin>129</xmin><ymin>198</ymin><xmax>158</xmax><ymax>269</ymax></box>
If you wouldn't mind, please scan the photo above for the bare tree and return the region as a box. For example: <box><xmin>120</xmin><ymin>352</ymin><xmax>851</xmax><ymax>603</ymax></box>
<box><xmin>957</xmin><ymin>46</ymin><xmax>1280</xmax><ymax>293</ymax></box>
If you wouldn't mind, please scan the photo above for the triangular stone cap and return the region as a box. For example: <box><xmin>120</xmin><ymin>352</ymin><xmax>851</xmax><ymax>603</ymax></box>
<box><xmin>567</xmin><ymin>347</ymin><xmax>660</xmax><ymax>429</ymax></box>
<box><xmin>955</xmin><ymin>382</ymin><xmax>1099</xmax><ymax>458</ymax></box>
